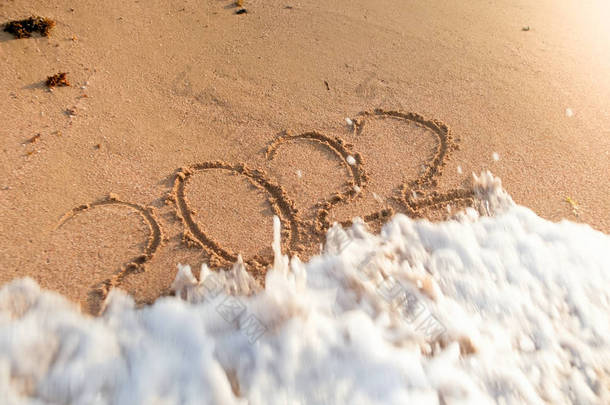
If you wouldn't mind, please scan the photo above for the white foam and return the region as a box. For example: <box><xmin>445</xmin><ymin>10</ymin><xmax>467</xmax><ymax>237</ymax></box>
<box><xmin>1</xmin><ymin>173</ymin><xmax>609</xmax><ymax>404</ymax></box>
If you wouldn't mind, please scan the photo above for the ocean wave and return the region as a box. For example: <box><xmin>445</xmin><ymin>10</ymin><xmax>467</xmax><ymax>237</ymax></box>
<box><xmin>1</xmin><ymin>173</ymin><xmax>609</xmax><ymax>404</ymax></box>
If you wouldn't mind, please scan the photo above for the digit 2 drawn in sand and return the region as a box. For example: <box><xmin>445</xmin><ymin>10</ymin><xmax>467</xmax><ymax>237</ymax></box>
<box><xmin>56</xmin><ymin>194</ymin><xmax>164</xmax><ymax>312</ymax></box>
<box><xmin>354</xmin><ymin>109</ymin><xmax>456</xmax><ymax>188</ymax></box>
<box><xmin>265</xmin><ymin>109</ymin><xmax>475</xmax><ymax>230</ymax></box>
<box><xmin>351</xmin><ymin>109</ymin><xmax>474</xmax><ymax>223</ymax></box>
<box><xmin>56</xmin><ymin>108</ymin><xmax>475</xmax><ymax>308</ymax></box>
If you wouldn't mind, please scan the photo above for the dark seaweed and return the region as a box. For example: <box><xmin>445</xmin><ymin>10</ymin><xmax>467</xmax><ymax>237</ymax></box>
<box><xmin>4</xmin><ymin>16</ymin><xmax>55</xmax><ymax>38</ymax></box>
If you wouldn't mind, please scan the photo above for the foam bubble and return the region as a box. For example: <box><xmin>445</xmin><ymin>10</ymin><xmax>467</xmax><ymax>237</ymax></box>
<box><xmin>1</xmin><ymin>173</ymin><xmax>609</xmax><ymax>404</ymax></box>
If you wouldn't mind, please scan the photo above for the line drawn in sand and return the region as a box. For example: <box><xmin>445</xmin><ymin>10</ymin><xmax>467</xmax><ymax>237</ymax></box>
<box><xmin>329</xmin><ymin>109</ymin><xmax>474</xmax><ymax>227</ymax></box>
<box><xmin>166</xmin><ymin>161</ymin><xmax>302</xmax><ymax>278</ymax></box>
<box><xmin>56</xmin><ymin>194</ymin><xmax>164</xmax><ymax>313</ymax></box>
<box><xmin>265</xmin><ymin>130</ymin><xmax>369</xmax><ymax>233</ymax></box>
<box><xmin>353</xmin><ymin>109</ymin><xmax>458</xmax><ymax>189</ymax></box>
<box><xmin>56</xmin><ymin>108</ymin><xmax>476</xmax><ymax>309</ymax></box>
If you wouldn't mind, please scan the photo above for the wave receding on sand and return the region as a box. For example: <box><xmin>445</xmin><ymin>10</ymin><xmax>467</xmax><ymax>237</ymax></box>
<box><xmin>1</xmin><ymin>173</ymin><xmax>609</xmax><ymax>405</ymax></box>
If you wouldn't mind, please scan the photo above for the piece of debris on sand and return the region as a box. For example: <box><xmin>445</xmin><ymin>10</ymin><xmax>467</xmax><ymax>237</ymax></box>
<box><xmin>66</xmin><ymin>107</ymin><xmax>77</xmax><ymax>117</ymax></box>
<box><xmin>25</xmin><ymin>134</ymin><xmax>41</xmax><ymax>144</ymax></box>
<box><xmin>565</xmin><ymin>196</ymin><xmax>580</xmax><ymax>216</ymax></box>
<box><xmin>3</xmin><ymin>16</ymin><xmax>56</xmax><ymax>38</ymax></box>
<box><xmin>46</xmin><ymin>72</ymin><xmax>70</xmax><ymax>88</ymax></box>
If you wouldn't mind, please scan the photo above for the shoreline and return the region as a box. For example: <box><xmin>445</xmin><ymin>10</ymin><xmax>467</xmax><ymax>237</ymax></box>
<box><xmin>1</xmin><ymin>0</ymin><xmax>609</xmax><ymax>308</ymax></box>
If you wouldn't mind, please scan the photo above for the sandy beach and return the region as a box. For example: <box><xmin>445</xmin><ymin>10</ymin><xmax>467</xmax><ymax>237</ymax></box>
<box><xmin>1</xmin><ymin>0</ymin><xmax>609</xmax><ymax>312</ymax></box>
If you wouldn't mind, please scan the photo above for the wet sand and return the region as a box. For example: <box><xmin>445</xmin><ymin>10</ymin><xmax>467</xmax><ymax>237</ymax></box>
<box><xmin>1</xmin><ymin>0</ymin><xmax>609</xmax><ymax>312</ymax></box>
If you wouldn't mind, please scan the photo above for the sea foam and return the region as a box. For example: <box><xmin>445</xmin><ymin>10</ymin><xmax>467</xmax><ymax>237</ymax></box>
<box><xmin>1</xmin><ymin>173</ymin><xmax>609</xmax><ymax>404</ymax></box>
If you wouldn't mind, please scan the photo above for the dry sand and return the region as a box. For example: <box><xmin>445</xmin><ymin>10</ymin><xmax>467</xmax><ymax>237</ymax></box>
<box><xmin>1</xmin><ymin>0</ymin><xmax>609</xmax><ymax>313</ymax></box>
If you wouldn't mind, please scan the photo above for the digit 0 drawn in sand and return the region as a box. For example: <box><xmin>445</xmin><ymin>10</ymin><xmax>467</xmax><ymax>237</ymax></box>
<box><xmin>167</xmin><ymin>161</ymin><xmax>302</xmax><ymax>277</ymax></box>
<box><xmin>266</xmin><ymin>130</ymin><xmax>368</xmax><ymax>233</ymax></box>
<box><xmin>56</xmin><ymin>194</ymin><xmax>164</xmax><ymax>313</ymax></box>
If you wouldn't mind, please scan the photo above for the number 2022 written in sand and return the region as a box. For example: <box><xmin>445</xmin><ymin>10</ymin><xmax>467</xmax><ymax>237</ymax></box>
<box><xmin>57</xmin><ymin>108</ymin><xmax>475</xmax><ymax>306</ymax></box>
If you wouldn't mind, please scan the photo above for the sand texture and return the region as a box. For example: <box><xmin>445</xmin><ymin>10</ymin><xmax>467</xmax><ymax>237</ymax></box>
<box><xmin>1</xmin><ymin>0</ymin><xmax>609</xmax><ymax>312</ymax></box>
